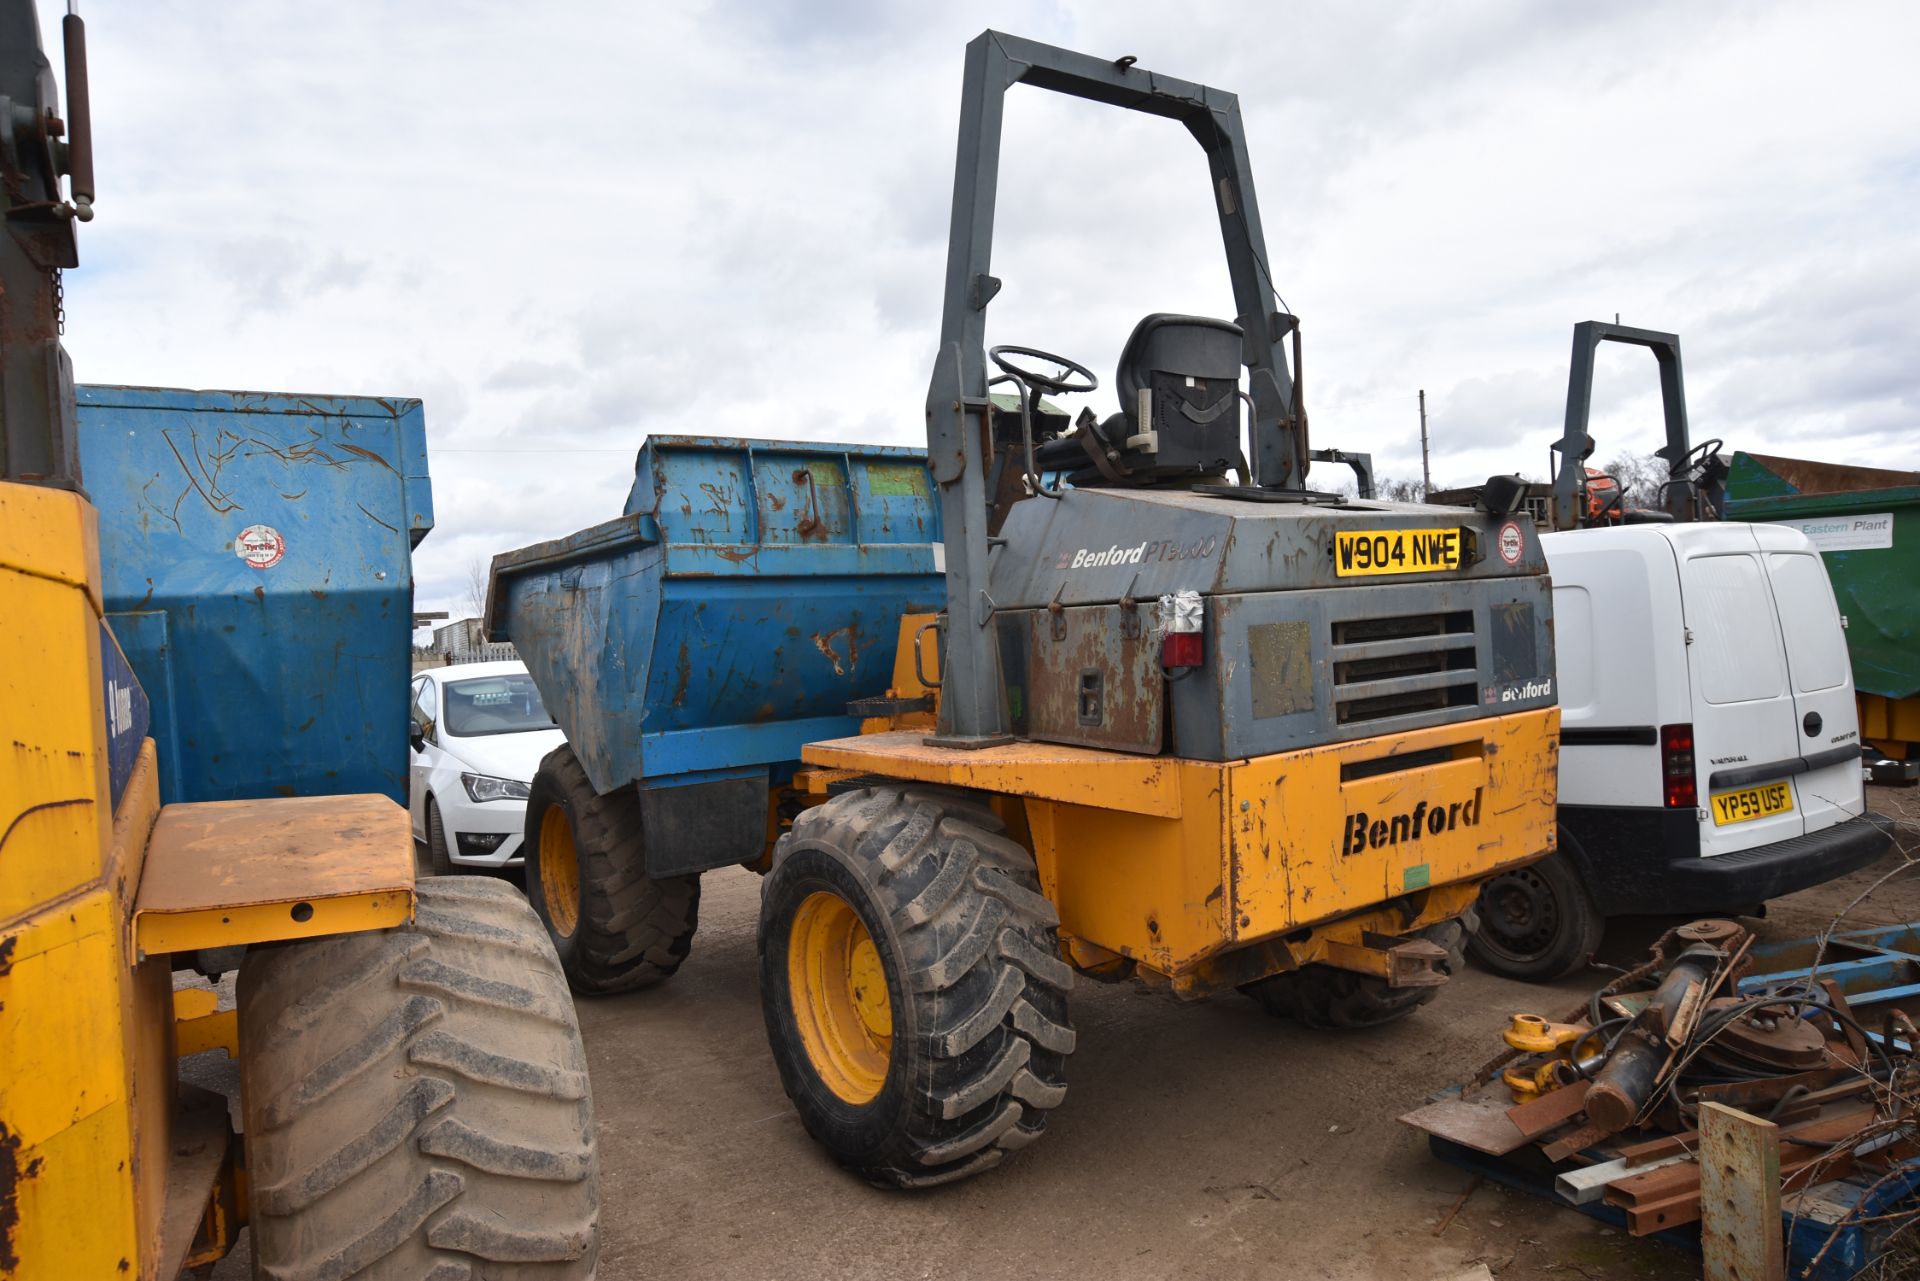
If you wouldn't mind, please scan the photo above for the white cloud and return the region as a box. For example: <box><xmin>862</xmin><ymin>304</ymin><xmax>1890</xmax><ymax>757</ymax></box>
<box><xmin>49</xmin><ymin>1</ymin><xmax>1920</xmax><ymax>620</ymax></box>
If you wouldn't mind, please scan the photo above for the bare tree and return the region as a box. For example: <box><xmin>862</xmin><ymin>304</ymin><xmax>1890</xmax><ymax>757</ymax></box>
<box><xmin>1349</xmin><ymin>472</ymin><xmax>1545</xmax><ymax>506</ymax></box>
<box><xmin>1375</xmin><ymin>475</ymin><xmax>1428</xmax><ymax>503</ymax></box>
<box><xmin>1594</xmin><ymin>450</ymin><xmax>1666</xmax><ymax>509</ymax></box>
<box><xmin>1319</xmin><ymin>470</ymin><xmax>1426</xmax><ymax>502</ymax></box>
<box><xmin>463</xmin><ymin>557</ymin><xmax>490</xmax><ymax>621</ymax></box>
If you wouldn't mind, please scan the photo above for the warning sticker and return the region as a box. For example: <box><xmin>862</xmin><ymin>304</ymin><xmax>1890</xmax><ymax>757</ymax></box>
<box><xmin>235</xmin><ymin>523</ymin><xmax>287</xmax><ymax>569</ymax></box>
<box><xmin>1497</xmin><ymin>520</ymin><xmax>1525</xmax><ymax>566</ymax></box>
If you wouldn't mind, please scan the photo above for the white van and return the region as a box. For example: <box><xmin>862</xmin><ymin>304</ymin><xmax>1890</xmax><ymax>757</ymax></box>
<box><xmin>1468</xmin><ymin>520</ymin><xmax>1891</xmax><ymax>979</ymax></box>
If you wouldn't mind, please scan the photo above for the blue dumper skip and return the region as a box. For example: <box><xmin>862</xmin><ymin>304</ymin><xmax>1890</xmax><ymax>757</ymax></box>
<box><xmin>487</xmin><ymin>435</ymin><xmax>940</xmax><ymax>874</ymax></box>
<box><xmin>75</xmin><ymin>385</ymin><xmax>432</xmax><ymax>804</ymax></box>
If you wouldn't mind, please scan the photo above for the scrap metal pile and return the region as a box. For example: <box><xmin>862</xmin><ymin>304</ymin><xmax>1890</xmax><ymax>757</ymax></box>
<box><xmin>1405</xmin><ymin>918</ymin><xmax>1920</xmax><ymax>1273</ymax></box>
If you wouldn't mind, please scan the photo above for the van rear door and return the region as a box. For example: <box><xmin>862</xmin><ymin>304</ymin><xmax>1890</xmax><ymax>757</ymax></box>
<box><xmin>1673</xmin><ymin>526</ymin><xmax>1806</xmax><ymax>855</ymax></box>
<box><xmin>1754</xmin><ymin>525</ymin><xmax>1866</xmax><ymax>833</ymax></box>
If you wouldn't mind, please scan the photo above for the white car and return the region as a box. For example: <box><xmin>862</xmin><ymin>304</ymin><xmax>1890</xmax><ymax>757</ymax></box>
<box><xmin>408</xmin><ymin>660</ymin><xmax>565</xmax><ymax>873</ymax></box>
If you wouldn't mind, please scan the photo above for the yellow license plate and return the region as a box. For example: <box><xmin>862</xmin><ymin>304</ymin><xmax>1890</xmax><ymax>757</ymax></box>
<box><xmin>1709</xmin><ymin>781</ymin><xmax>1794</xmax><ymax>826</ymax></box>
<box><xmin>1334</xmin><ymin>528</ymin><xmax>1464</xmax><ymax>578</ymax></box>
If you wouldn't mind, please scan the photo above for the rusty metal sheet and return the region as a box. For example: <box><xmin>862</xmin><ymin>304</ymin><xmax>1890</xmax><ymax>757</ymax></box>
<box><xmin>1023</xmin><ymin>603</ymin><xmax>1162</xmax><ymax>753</ymax></box>
<box><xmin>1699</xmin><ymin>1102</ymin><xmax>1785</xmax><ymax>1281</ymax></box>
<box><xmin>1736</xmin><ymin>451</ymin><xmax>1917</xmax><ymax>497</ymax></box>
<box><xmin>1505</xmin><ymin>1079</ymin><xmax>1591</xmax><ymax>1141</ymax></box>
<box><xmin>133</xmin><ymin>794</ymin><xmax>414</xmax><ymax>957</ymax></box>
<box><xmin>1399</xmin><ymin>1087</ymin><xmax>1532</xmax><ymax>1157</ymax></box>
<box><xmin>1541</xmin><ymin>1122</ymin><xmax>1610</xmax><ymax>1164</ymax></box>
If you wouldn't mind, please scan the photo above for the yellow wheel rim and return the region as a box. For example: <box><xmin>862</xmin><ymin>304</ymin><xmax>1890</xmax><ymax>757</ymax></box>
<box><xmin>788</xmin><ymin>890</ymin><xmax>892</xmax><ymax>1104</ymax></box>
<box><xmin>538</xmin><ymin>806</ymin><xmax>581</xmax><ymax>939</ymax></box>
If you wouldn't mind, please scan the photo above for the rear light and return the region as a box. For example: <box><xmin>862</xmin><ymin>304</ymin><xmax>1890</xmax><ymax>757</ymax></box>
<box><xmin>1158</xmin><ymin>590</ymin><xmax>1204</xmax><ymax>672</ymax></box>
<box><xmin>1660</xmin><ymin>723</ymin><xmax>1697</xmax><ymax>809</ymax></box>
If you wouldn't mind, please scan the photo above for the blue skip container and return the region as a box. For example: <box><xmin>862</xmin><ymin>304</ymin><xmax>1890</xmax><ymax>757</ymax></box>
<box><xmin>76</xmin><ymin>385</ymin><xmax>432</xmax><ymax>804</ymax></box>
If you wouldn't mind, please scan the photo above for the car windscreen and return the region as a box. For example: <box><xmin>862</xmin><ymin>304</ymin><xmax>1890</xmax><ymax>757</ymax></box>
<box><xmin>441</xmin><ymin>673</ymin><xmax>556</xmax><ymax>737</ymax></box>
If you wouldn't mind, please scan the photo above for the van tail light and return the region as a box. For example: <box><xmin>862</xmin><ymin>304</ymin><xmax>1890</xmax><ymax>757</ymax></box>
<box><xmin>1158</xmin><ymin>590</ymin><xmax>1204</xmax><ymax>672</ymax></box>
<box><xmin>1660</xmin><ymin>723</ymin><xmax>1697</xmax><ymax>809</ymax></box>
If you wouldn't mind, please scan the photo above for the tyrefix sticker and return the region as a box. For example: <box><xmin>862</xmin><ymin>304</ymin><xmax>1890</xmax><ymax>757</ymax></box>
<box><xmin>236</xmin><ymin>523</ymin><xmax>287</xmax><ymax>569</ymax></box>
<box><xmin>1497</xmin><ymin>520</ymin><xmax>1524</xmax><ymax>566</ymax></box>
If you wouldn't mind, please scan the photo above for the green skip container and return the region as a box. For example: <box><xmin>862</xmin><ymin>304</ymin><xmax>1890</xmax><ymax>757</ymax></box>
<box><xmin>1726</xmin><ymin>451</ymin><xmax>1920</xmax><ymax>756</ymax></box>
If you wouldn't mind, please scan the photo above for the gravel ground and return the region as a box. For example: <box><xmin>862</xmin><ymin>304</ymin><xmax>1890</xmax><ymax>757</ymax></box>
<box><xmin>197</xmin><ymin>784</ymin><xmax>1920</xmax><ymax>1280</ymax></box>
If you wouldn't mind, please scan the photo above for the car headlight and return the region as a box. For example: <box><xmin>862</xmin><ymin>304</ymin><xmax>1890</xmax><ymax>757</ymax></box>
<box><xmin>461</xmin><ymin>772</ymin><xmax>531</xmax><ymax>803</ymax></box>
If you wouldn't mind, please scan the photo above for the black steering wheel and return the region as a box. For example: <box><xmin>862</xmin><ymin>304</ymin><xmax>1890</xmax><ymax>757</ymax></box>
<box><xmin>1674</xmin><ymin>438</ymin><xmax>1723</xmax><ymax>478</ymax></box>
<box><xmin>989</xmin><ymin>345</ymin><xmax>1098</xmax><ymax>396</ymax></box>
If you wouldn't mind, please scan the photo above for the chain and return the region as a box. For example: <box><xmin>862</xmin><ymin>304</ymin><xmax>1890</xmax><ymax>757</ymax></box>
<box><xmin>54</xmin><ymin>267</ymin><xmax>64</xmax><ymax>335</ymax></box>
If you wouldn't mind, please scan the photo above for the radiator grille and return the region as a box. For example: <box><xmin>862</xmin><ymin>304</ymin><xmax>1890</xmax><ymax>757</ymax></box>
<box><xmin>1330</xmin><ymin>610</ymin><xmax>1477</xmax><ymax>725</ymax></box>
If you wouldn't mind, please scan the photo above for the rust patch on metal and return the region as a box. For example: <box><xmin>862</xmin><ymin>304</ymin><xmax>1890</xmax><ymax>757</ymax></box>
<box><xmin>0</xmin><ymin>1122</ymin><xmax>21</xmax><ymax>1272</ymax></box>
<box><xmin>1247</xmin><ymin>621</ymin><xmax>1313</xmax><ymax>719</ymax></box>
<box><xmin>714</xmin><ymin>546</ymin><xmax>757</xmax><ymax>563</ymax></box>
<box><xmin>356</xmin><ymin>502</ymin><xmax>400</xmax><ymax>534</ymax></box>
<box><xmin>672</xmin><ymin>644</ymin><xmax>691</xmax><ymax>708</ymax></box>
<box><xmin>1740</xmin><ymin>451</ymin><xmax>1917</xmax><ymax>496</ymax></box>
<box><xmin>811</xmin><ymin>625</ymin><xmax>862</xmax><ymax>676</ymax></box>
<box><xmin>335</xmin><ymin>441</ymin><xmax>399</xmax><ymax>474</ymax></box>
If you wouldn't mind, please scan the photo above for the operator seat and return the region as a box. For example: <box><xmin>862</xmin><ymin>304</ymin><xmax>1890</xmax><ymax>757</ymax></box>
<box><xmin>1035</xmin><ymin>313</ymin><xmax>1246</xmax><ymax>486</ymax></box>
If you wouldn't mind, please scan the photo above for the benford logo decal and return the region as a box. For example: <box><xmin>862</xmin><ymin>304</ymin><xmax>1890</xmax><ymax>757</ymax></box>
<box><xmin>1055</xmin><ymin>535</ymin><xmax>1220</xmax><ymax>570</ymax></box>
<box><xmin>1484</xmin><ymin>677</ymin><xmax>1552</xmax><ymax>705</ymax></box>
<box><xmin>1069</xmin><ymin>541</ymin><xmax>1147</xmax><ymax>568</ymax></box>
<box><xmin>1342</xmin><ymin>788</ymin><xmax>1483</xmax><ymax>857</ymax></box>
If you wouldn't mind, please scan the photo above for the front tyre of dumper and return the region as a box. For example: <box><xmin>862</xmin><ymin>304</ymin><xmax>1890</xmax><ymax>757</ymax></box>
<box><xmin>1239</xmin><ymin>916</ymin><xmax>1472</xmax><ymax>1029</ymax></box>
<box><xmin>237</xmin><ymin>876</ymin><xmax>598</xmax><ymax>1279</ymax></box>
<box><xmin>758</xmin><ymin>786</ymin><xmax>1076</xmax><ymax>1188</ymax></box>
<box><xmin>524</xmin><ymin>743</ymin><xmax>700</xmax><ymax>994</ymax></box>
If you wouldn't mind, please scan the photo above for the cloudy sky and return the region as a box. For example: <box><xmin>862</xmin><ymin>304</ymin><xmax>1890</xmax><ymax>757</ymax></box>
<box><xmin>52</xmin><ymin>1</ymin><xmax>1920</xmax><ymax>622</ymax></box>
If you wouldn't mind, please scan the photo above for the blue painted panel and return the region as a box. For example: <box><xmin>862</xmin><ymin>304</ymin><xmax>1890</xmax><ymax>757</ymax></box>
<box><xmin>642</xmin><ymin>575</ymin><xmax>924</xmax><ymax>735</ymax></box>
<box><xmin>99</xmin><ymin>620</ymin><xmax>151</xmax><ymax>811</ymax></box>
<box><xmin>493</xmin><ymin>435</ymin><xmax>940</xmax><ymax>796</ymax></box>
<box><xmin>107</xmin><ymin>610</ymin><xmax>177</xmax><ymax>795</ymax></box>
<box><xmin>639</xmin><ymin>715</ymin><xmax>868</xmax><ymax>777</ymax></box>
<box><xmin>77</xmin><ymin>385</ymin><xmax>431</xmax><ymax>804</ymax></box>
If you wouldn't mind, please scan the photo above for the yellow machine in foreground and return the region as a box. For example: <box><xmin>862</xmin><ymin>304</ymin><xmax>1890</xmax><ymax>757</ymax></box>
<box><xmin>0</xmin><ymin>10</ymin><xmax>596</xmax><ymax>1277</ymax></box>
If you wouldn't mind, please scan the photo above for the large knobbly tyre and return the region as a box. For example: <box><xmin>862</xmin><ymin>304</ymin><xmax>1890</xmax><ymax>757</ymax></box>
<box><xmin>1241</xmin><ymin>916</ymin><xmax>1472</xmax><ymax>1030</ymax></box>
<box><xmin>758</xmin><ymin>786</ymin><xmax>1076</xmax><ymax>1188</ymax></box>
<box><xmin>524</xmin><ymin>743</ymin><xmax>700</xmax><ymax>995</ymax></box>
<box><xmin>1468</xmin><ymin>847</ymin><xmax>1605</xmax><ymax>982</ymax></box>
<box><xmin>237</xmin><ymin>876</ymin><xmax>598</xmax><ymax>1279</ymax></box>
